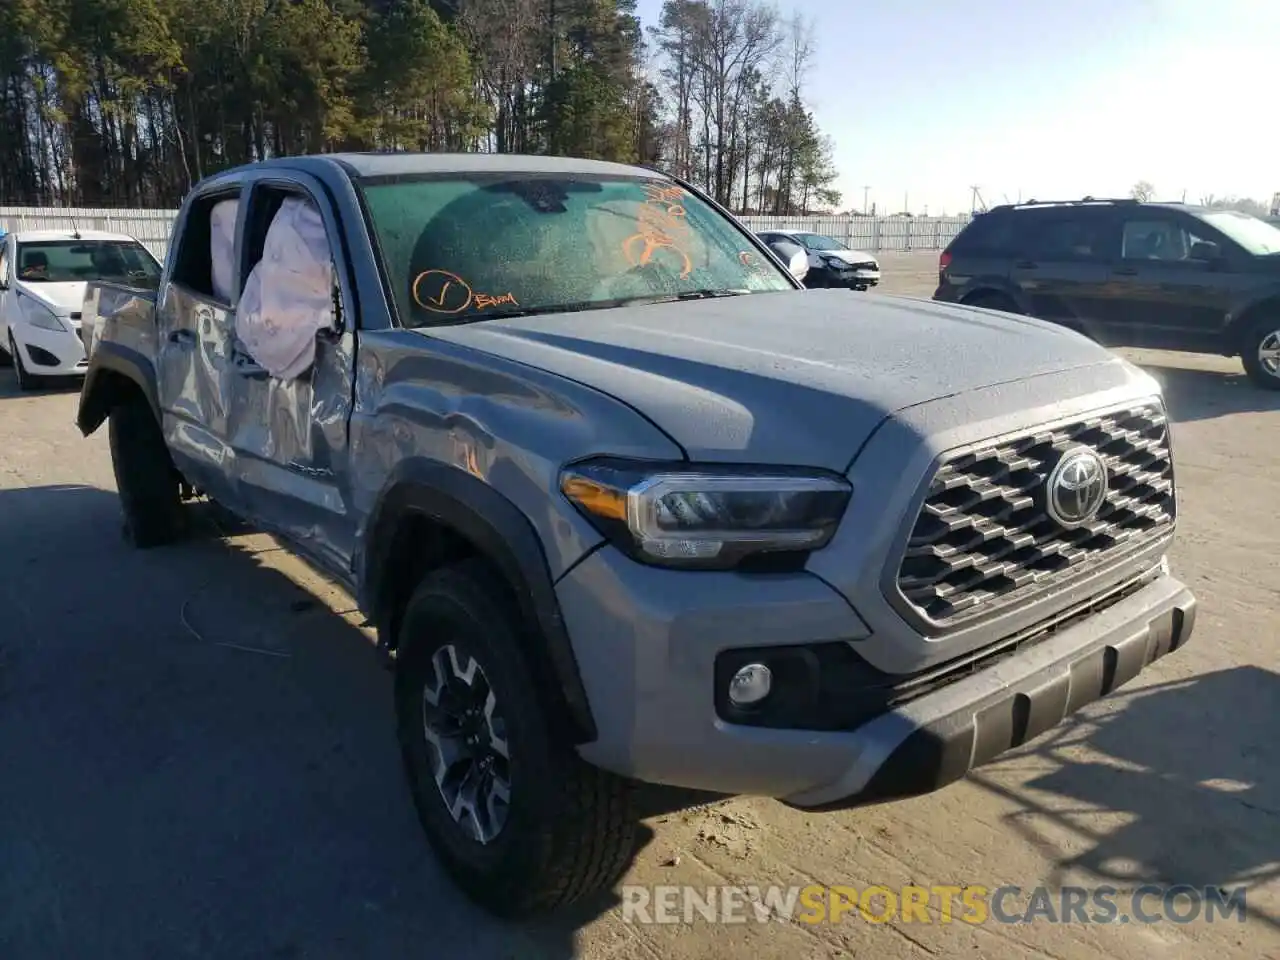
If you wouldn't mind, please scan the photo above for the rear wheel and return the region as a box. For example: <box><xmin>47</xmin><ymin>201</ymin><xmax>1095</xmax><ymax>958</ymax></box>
<box><xmin>1240</xmin><ymin>317</ymin><xmax>1280</xmax><ymax>390</ymax></box>
<box><xmin>108</xmin><ymin>394</ymin><xmax>187</xmax><ymax>547</ymax></box>
<box><xmin>395</xmin><ymin>560</ymin><xmax>638</xmax><ymax>918</ymax></box>
<box><xmin>962</xmin><ymin>291</ymin><xmax>1021</xmax><ymax>314</ymax></box>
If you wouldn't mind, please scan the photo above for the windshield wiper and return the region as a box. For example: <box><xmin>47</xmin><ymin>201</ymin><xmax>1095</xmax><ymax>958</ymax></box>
<box><xmin>673</xmin><ymin>288</ymin><xmax>749</xmax><ymax>300</ymax></box>
<box><xmin>424</xmin><ymin>290</ymin><xmax>752</xmax><ymax>325</ymax></box>
<box><xmin>609</xmin><ymin>288</ymin><xmax>750</xmax><ymax>308</ymax></box>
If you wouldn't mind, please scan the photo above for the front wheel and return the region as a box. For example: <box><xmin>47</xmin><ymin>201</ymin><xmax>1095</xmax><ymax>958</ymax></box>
<box><xmin>108</xmin><ymin>395</ymin><xmax>187</xmax><ymax>547</ymax></box>
<box><xmin>9</xmin><ymin>333</ymin><xmax>37</xmax><ymax>391</ymax></box>
<box><xmin>1240</xmin><ymin>318</ymin><xmax>1280</xmax><ymax>390</ymax></box>
<box><xmin>395</xmin><ymin>560</ymin><xmax>638</xmax><ymax>918</ymax></box>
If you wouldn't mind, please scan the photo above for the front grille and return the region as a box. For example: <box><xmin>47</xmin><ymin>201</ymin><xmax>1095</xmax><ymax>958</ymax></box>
<box><xmin>895</xmin><ymin>401</ymin><xmax>1174</xmax><ymax>627</ymax></box>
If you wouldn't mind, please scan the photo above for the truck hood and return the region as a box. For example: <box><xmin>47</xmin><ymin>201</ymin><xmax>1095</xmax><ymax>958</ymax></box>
<box><xmin>15</xmin><ymin>280</ymin><xmax>87</xmax><ymax>316</ymax></box>
<box><xmin>424</xmin><ymin>290</ymin><xmax>1121</xmax><ymax>471</ymax></box>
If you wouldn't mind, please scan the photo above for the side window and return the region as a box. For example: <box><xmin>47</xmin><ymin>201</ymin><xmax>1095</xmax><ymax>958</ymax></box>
<box><xmin>1121</xmin><ymin>218</ymin><xmax>1203</xmax><ymax>262</ymax></box>
<box><xmin>172</xmin><ymin>191</ymin><xmax>241</xmax><ymax>302</ymax></box>
<box><xmin>951</xmin><ymin>213</ymin><xmax>1018</xmax><ymax>256</ymax></box>
<box><xmin>1026</xmin><ymin>213</ymin><xmax>1109</xmax><ymax>261</ymax></box>
<box><xmin>1121</xmin><ymin>220</ymin><xmax>1177</xmax><ymax>261</ymax></box>
<box><xmin>235</xmin><ymin>185</ymin><xmax>337</xmax><ymax>381</ymax></box>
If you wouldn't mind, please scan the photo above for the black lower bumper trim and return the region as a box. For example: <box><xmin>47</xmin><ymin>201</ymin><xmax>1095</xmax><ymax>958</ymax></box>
<box><xmin>810</xmin><ymin>594</ymin><xmax>1196</xmax><ymax>810</ymax></box>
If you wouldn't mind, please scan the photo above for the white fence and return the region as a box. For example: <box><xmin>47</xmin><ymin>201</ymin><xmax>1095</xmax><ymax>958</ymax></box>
<box><xmin>0</xmin><ymin>207</ymin><xmax>178</xmax><ymax>259</ymax></box>
<box><xmin>0</xmin><ymin>206</ymin><xmax>970</xmax><ymax>257</ymax></box>
<box><xmin>738</xmin><ymin>214</ymin><xmax>970</xmax><ymax>252</ymax></box>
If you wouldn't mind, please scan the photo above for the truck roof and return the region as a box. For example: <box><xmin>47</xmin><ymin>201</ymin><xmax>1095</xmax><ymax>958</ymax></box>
<box><xmin>247</xmin><ymin>152</ymin><xmax>666</xmax><ymax>181</ymax></box>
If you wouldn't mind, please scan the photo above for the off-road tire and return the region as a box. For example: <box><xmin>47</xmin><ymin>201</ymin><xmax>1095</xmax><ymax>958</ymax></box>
<box><xmin>1240</xmin><ymin>316</ymin><xmax>1280</xmax><ymax>391</ymax></box>
<box><xmin>108</xmin><ymin>394</ymin><xmax>186</xmax><ymax>547</ymax></box>
<box><xmin>962</xmin><ymin>290</ymin><xmax>1021</xmax><ymax>314</ymax></box>
<box><xmin>395</xmin><ymin>559</ymin><xmax>637</xmax><ymax>918</ymax></box>
<box><xmin>9</xmin><ymin>333</ymin><xmax>37</xmax><ymax>391</ymax></box>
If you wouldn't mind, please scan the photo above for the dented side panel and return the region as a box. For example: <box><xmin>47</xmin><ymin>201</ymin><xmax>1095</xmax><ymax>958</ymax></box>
<box><xmin>156</xmin><ymin>281</ymin><xmax>242</xmax><ymax>509</ymax></box>
<box><xmin>347</xmin><ymin>329</ymin><xmax>685</xmax><ymax>583</ymax></box>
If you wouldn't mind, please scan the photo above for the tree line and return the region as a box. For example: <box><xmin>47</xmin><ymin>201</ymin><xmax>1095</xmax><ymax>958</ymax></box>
<box><xmin>1130</xmin><ymin>181</ymin><xmax>1272</xmax><ymax>217</ymax></box>
<box><xmin>0</xmin><ymin>0</ymin><xmax>840</xmax><ymax>214</ymax></box>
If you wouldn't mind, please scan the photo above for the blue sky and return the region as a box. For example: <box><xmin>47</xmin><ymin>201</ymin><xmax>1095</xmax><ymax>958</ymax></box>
<box><xmin>634</xmin><ymin>0</ymin><xmax>1278</xmax><ymax>214</ymax></box>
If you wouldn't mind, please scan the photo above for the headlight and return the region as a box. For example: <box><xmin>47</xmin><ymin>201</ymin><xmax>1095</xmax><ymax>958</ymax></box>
<box><xmin>559</xmin><ymin>458</ymin><xmax>852</xmax><ymax>569</ymax></box>
<box><xmin>21</xmin><ymin>298</ymin><xmax>67</xmax><ymax>332</ymax></box>
<box><xmin>820</xmin><ymin>255</ymin><xmax>850</xmax><ymax>269</ymax></box>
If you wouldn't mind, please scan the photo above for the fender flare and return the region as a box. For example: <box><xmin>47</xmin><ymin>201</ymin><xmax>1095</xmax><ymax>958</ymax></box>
<box><xmin>77</xmin><ymin>342</ymin><xmax>160</xmax><ymax>436</ymax></box>
<box><xmin>1224</xmin><ymin>288</ymin><xmax>1280</xmax><ymax>353</ymax></box>
<box><xmin>959</xmin><ymin>283</ymin><xmax>1026</xmax><ymax>312</ymax></box>
<box><xmin>356</xmin><ymin>458</ymin><xmax>597</xmax><ymax>742</ymax></box>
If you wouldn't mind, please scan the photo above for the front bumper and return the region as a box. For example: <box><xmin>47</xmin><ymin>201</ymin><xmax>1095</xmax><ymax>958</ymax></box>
<box><xmin>828</xmin><ymin>265</ymin><xmax>880</xmax><ymax>288</ymax></box>
<box><xmin>560</xmin><ymin>547</ymin><xmax>1195</xmax><ymax>805</ymax></box>
<box><xmin>12</xmin><ymin>320</ymin><xmax>88</xmax><ymax>376</ymax></box>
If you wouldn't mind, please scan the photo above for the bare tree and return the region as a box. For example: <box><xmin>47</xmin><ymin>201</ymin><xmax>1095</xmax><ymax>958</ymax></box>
<box><xmin>1130</xmin><ymin>180</ymin><xmax>1156</xmax><ymax>202</ymax></box>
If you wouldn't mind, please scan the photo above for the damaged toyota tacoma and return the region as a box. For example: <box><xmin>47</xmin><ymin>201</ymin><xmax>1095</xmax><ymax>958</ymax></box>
<box><xmin>76</xmin><ymin>153</ymin><xmax>1196</xmax><ymax>917</ymax></box>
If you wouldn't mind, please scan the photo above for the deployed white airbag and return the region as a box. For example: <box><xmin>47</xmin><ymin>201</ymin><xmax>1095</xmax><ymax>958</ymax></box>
<box><xmin>236</xmin><ymin>197</ymin><xmax>334</xmax><ymax>381</ymax></box>
<box><xmin>209</xmin><ymin>198</ymin><xmax>239</xmax><ymax>303</ymax></box>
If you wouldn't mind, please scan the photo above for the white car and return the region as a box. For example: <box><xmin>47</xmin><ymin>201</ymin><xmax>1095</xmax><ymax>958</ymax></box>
<box><xmin>756</xmin><ymin>229</ymin><xmax>881</xmax><ymax>290</ymax></box>
<box><xmin>0</xmin><ymin>229</ymin><xmax>163</xmax><ymax>389</ymax></box>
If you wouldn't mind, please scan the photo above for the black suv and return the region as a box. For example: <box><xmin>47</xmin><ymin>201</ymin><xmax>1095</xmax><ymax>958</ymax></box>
<box><xmin>933</xmin><ymin>198</ymin><xmax>1280</xmax><ymax>388</ymax></box>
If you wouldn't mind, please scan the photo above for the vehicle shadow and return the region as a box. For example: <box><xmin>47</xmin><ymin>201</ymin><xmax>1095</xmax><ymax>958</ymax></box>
<box><xmin>966</xmin><ymin>665</ymin><xmax>1280</xmax><ymax>932</ymax></box>
<box><xmin>1139</xmin><ymin>361</ymin><xmax>1280</xmax><ymax>423</ymax></box>
<box><xmin>0</xmin><ymin>484</ymin><xmax>684</xmax><ymax>959</ymax></box>
<box><xmin>0</xmin><ymin>366</ymin><xmax>83</xmax><ymax>398</ymax></box>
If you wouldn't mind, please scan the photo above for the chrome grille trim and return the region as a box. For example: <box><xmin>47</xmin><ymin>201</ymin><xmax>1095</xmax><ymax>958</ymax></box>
<box><xmin>892</xmin><ymin>400</ymin><xmax>1175</xmax><ymax>628</ymax></box>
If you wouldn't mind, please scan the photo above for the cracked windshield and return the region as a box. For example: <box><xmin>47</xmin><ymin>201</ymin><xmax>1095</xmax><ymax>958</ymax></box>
<box><xmin>360</xmin><ymin>175</ymin><xmax>794</xmax><ymax>326</ymax></box>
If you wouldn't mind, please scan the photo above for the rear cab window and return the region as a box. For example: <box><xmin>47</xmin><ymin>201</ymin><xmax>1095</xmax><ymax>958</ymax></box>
<box><xmin>356</xmin><ymin>173</ymin><xmax>794</xmax><ymax>328</ymax></box>
<box><xmin>172</xmin><ymin>189</ymin><xmax>243</xmax><ymax>304</ymax></box>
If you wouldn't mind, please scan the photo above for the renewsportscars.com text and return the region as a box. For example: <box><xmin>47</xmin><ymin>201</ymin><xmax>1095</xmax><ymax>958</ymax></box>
<box><xmin>620</xmin><ymin>884</ymin><xmax>1248</xmax><ymax>926</ymax></box>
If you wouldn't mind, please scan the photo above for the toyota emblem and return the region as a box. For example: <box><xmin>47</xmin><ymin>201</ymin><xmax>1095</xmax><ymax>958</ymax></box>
<box><xmin>1044</xmin><ymin>447</ymin><xmax>1109</xmax><ymax>527</ymax></box>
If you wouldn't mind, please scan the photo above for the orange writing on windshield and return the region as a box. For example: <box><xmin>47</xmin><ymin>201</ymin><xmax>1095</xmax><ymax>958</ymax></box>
<box><xmin>621</xmin><ymin>183</ymin><xmax>694</xmax><ymax>279</ymax></box>
<box><xmin>738</xmin><ymin>250</ymin><xmax>769</xmax><ymax>277</ymax></box>
<box><xmin>413</xmin><ymin>269</ymin><xmax>518</xmax><ymax>314</ymax></box>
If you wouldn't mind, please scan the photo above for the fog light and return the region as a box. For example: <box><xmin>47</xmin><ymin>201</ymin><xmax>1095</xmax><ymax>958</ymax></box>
<box><xmin>729</xmin><ymin>663</ymin><xmax>772</xmax><ymax>706</ymax></box>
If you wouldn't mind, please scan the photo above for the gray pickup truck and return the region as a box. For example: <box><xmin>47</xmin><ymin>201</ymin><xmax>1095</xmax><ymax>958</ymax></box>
<box><xmin>77</xmin><ymin>153</ymin><xmax>1196</xmax><ymax>917</ymax></box>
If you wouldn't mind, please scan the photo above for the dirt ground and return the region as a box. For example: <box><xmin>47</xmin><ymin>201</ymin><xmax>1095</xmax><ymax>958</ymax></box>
<box><xmin>1</xmin><ymin>252</ymin><xmax>1278</xmax><ymax>959</ymax></box>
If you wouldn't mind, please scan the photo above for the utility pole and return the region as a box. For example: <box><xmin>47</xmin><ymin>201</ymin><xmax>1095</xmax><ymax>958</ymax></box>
<box><xmin>862</xmin><ymin>185</ymin><xmax>870</xmax><ymax>215</ymax></box>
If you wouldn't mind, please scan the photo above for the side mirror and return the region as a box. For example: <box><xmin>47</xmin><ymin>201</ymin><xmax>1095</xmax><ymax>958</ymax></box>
<box><xmin>1189</xmin><ymin>240</ymin><xmax>1221</xmax><ymax>263</ymax></box>
<box><xmin>767</xmin><ymin>240</ymin><xmax>809</xmax><ymax>283</ymax></box>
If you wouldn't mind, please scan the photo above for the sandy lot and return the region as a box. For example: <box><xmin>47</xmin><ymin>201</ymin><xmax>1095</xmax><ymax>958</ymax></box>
<box><xmin>1</xmin><ymin>253</ymin><xmax>1278</xmax><ymax>959</ymax></box>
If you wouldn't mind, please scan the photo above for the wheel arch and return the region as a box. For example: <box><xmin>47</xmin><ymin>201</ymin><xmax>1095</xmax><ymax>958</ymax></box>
<box><xmin>960</xmin><ymin>285</ymin><xmax>1023</xmax><ymax>311</ymax></box>
<box><xmin>77</xmin><ymin>342</ymin><xmax>160</xmax><ymax>436</ymax></box>
<box><xmin>357</xmin><ymin>458</ymin><xmax>597</xmax><ymax>744</ymax></box>
<box><xmin>1226</xmin><ymin>293</ymin><xmax>1280</xmax><ymax>355</ymax></box>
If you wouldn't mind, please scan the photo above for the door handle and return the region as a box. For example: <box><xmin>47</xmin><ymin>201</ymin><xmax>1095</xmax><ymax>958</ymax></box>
<box><xmin>1113</xmin><ymin>267</ymin><xmax>1138</xmax><ymax>276</ymax></box>
<box><xmin>168</xmin><ymin>328</ymin><xmax>196</xmax><ymax>346</ymax></box>
<box><xmin>1014</xmin><ymin>260</ymin><xmax>1038</xmax><ymax>270</ymax></box>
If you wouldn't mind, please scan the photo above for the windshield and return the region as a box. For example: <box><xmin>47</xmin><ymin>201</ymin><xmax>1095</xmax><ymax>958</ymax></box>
<box><xmin>1197</xmin><ymin>211</ymin><xmax>1280</xmax><ymax>256</ymax></box>
<box><xmin>359</xmin><ymin>174</ymin><xmax>794</xmax><ymax>327</ymax></box>
<box><xmin>15</xmin><ymin>239</ymin><xmax>163</xmax><ymax>286</ymax></box>
<box><xmin>797</xmin><ymin>233</ymin><xmax>843</xmax><ymax>252</ymax></box>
